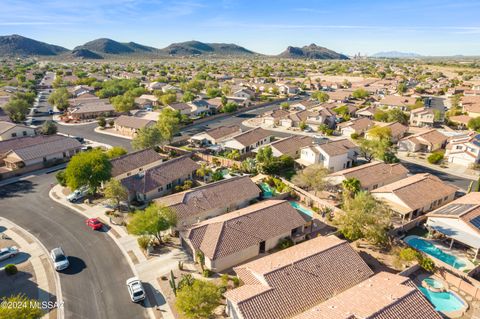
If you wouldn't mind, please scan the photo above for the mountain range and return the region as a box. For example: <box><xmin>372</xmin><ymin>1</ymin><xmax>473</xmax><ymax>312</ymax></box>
<box><xmin>371</xmin><ymin>51</ymin><xmax>422</xmax><ymax>58</ymax></box>
<box><xmin>0</xmin><ymin>34</ymin><xmax>349</xmax><ymax>60</ymax></box>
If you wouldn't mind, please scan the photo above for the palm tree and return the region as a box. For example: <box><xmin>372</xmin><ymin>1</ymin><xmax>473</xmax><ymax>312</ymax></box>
<box><xmin>342</xmin><ymin>178</ymin><xmax>361</xmax><ymax>198</ymax></box>
<box><xmin>196</xmin><ymin>164</ymin><xmax>212</xmax><ymax>182</ymax></box>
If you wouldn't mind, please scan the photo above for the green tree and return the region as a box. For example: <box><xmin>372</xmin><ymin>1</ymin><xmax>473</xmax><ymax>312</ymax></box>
<box><xmin>225</xmin><ymin>149</ymin><xmax>240</xmax><ymax>160</ymax></box>
<box><xmin>292</xmin><ymin>164</ymin><xmax>329</xmax><ymax>196</ymax></box>
<box><xmin>367</xmin><ymin>126</ymin><xmax>392</xmax><ymax>141</ymax></box>
<box><xmin>386</xmin><ymin>109</ymin><xmax>409</xmax><ymax>125</ymax></box>
<box><xmin>97</xmin><ymin>116</ymin><xmax>106</xmax><ymax>128</ymax></box>
<box><xmin>65</xmin><ymin>149</ymin><xmax>112</xmax><ymax>194</ymax></box>
<box><xmin>312</xmin><ymin>91</ymin><xmax>329</xmax><ymax>103</ymax></box>
<box><xmin>335</xmin><ymin>191</ymin><xmax>391</xmax><ymax>246</ymax></box>
<box><xmin>127</xmin><ymin>204</ymin><xmax>177</xmax><ymax>244</ymax></box>
<box><xmin>342</xmin><ymin>178</ymin><xmax>361</xmax><ymax>198</ymax></box>
<box><xmin>280</xmin><ymin>102</ymin><xmax>289</xmax><ymax>110</ymax></box>
<box><xmin>103</xmin><ymin>178</ymin><xmax>129</xmax><ymax>209</ymax></box>
<box><xmin>222</xmin><ymin>101</ymin><xmax>238</xmax><ymax>113</ymax></box>
<box><xmin>48</xmin><ymin>87</ymin><xmax>70</xmax><ymax>111</ymax></box>
<box><xmin>206</xmin><ymin>87</ymin><xmax>222</xmax><ymax>98</ymax></box>
<box><xmin>4</xmin><ymin>98</ymin><xmax>30</xmax><ymax>122</ymax></box>
<box><xmin>132</xmin><ymin>126</ymin><xmax>164</xmax><ymax>150</ymax></box>
<box><xmin>468</xmin><ymin>117</ymin><xmax>480</xmax><ymax>132</ymax></box>
<box><xmin>181</xmin><ymin>91</ymin><xmax>196</xmax><ymax>102</ymax></box>
<box><xmin>196</xmin><ymin>164</ymin><xmax>212</xmax><ymax>182</ymax></box>
<box><xmin>105</xmin><ymin>146</ymin><xmax>127</xmax><ymax>159</ymax></box>
<box><xmin>157</xmin><ymin>108</ymin><xmax>180</xmax><ymax>142</ymax></box>
<box><xmin>427</xmin><ymin>151</ymin><xmax>444</xmax><ymax>164</ymax></box>
<box><xmin>175</xmin><ymin>280</ymin><xmax>221</xmax><ymax>319</ymax></box>
<box><xmin>160</xmin><ymin>93</ymin><xmax>177</xmax><ymax>106</ymax></box>
<box><xmin>352</xmin><ymin>88</ymin><xmax>369</xmax><ymax>99</ymax></box>
<box><xmin>40</xmin><ymin>120</ymin><xmax>57</xmax><ymax>135</ymax></box>
<box><xmin>397</xmin><ymin>82</ymin><xmax>408</xmax><ymax>94</ymax></box>
<box><xmin>0</xmin><ymin>294</ymin><xmax>43</xmax><ymax>319</ymax></box>
<box><xmin>111</xmin><ymin>94</ymin><xmax>135</xmax><ymax>112</ymax></box>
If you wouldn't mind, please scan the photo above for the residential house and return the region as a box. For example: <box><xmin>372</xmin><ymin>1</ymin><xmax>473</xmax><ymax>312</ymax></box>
<box><xmin>155</xmin><ymin>176</ymin><xmax>261</xmax><ymax>228</ymax></box>
<box><xmin>67</xmin><ymin>85</ymin><xmax>93</xmax><ymax>97</ymax></box>
<box><xmin>371</xmin><ymin>173</ymin><xmax>457</xmax><ymax>223</ymax></box>
<box><xmin>410</xmin><ymin>107</ymin><xmax>435</xmax><ymax>127</ymax></box>
<box><xmin>290</xmin><ymin>100</ymin><xmax>319</xmax><ymax>111</ymax></box>
<box><xmin>148</xmin><ymin>82</ymin><xmax>166</xmax><ymax>91</ymax></box>
<box><xmin>263</xmin><ymin>109</ymin><xmax>290</xmax><ymax>126</ymax></box>
<box><xmin>277</xmin><ymin>84</ymin><xmax>299</xmax><ymax>95</ymax></box>
<box><xmin>355</xmin><ymin>105</ymin><xmax>377</xmax><ymax>118</ymax></box>
<box><xmin>225</xmin><ymin>235</ymin><xmax>440</xmax><ymax>319</ymax></box>
<box><xmin>426</xmin><ymin>192</ymin><xmax>480</xmax><ymax>258</ymax></box>
<box><xmin>297</xmin><ymin>139</ymin><xmax>358</xmax><ymax>172</ymax></box>
<box><xmin>110</xmin><ymin>148</ymin><xmax>166</xmax><ymax>180</ymax></box>
<box><xmin>190</xmin><ymin>125</ymin><xmax>241</xmax><ymax>146</ymax></box>
<box><xmin>278</xmin><ymin>110</ymin><xmax>308</xmax><ymax>129</ymax></box>
<box><xmin>134</xmin><ymin>94</ymin><xmax>159</xmax><ymax>108</ymax></box>
<box><xmin>328</xmin><ymin>90</ymin><xmax>352</xmax><ymax>103</ymax></box>
<box><xmin>337</xmin><ymin>117</ymin><xmax>374</xmax><ymax>137</ymax></box>
<box><xmin>67</xmin><ymin>97</ymin><xmax>116</xmax><ymax>120</ymax></box>
<box><xmin>167</xmin><ymin>102</ymin><xmax>191</xmax><ymax>116</ymax></box>
<box><xmin>445</xmin><ymin>132</ymin><xmax>480</xmax><ymax>167</ymax></box>
<box><xmin>378</xmin><ymin>95</ymin><xmax>418</xmax><ymax>111</ymax></box>
<box><xmin>113</xmin><ymin>115</ymin><xmax>156</xmax><ymax>138</ymax></box>
<box><xmin>327</xmin><ymin>161</ymin><xmax>409</xmax><ymax>191</ymax></box>
<box><xmin>398</xmin><ymin>129</ymin><xmax>448</xmax><ymax>152</ymax></box>
<box><xmin>233</xmin><ymin>88</ymin><xmax>255</xmax><ymax>100</ymax></box>
<box><xmin>366</xmin><ymin>122</ymin><xmax>408</xmax><ymax>143</ymax></box>
<box><xmin>461</xmin><ymin>96</ymin><xmax>480</xmax><ymax>117</ymax></box>
<box><xmin>0</xmin><ymin>121</ymin><xmax>36</xmax><ymax>141</ymax></box>
<box><xmin>120</xmin><ymin>156</ymin><xmax>200</xmax><ymax>202</ymax></box>
<box><xmin>258</xmin><ymin>135</ymin><xmax>314</xmax><ymax>158</ymax></box>
<box><xmin>222</xmin><ymin>128</ymin><xmax>272</xmax><ymax>154</ymax></box>
<box><xmin>181</xmin><ymin>200</ymin><xmax>306</xmax><ymax>272</ymax></box>
<box><xmin>0</xmin><ymin>135</ymin><xmax>81</xmax><ymax>172</ymax></box>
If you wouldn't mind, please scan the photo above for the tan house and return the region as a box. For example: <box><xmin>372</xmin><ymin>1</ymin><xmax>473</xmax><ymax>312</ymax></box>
<box><xmin>190</xmin><ymin>125</ymin><xmax>242</xmax><ymax>146</ymax></box>
<box><xmin>181</xmin><ymin>200</ymin><xmax>306</xmax><ymax>272</ymax></box>
<box><xmin>155</xmin><ymin>176</ymin><xmax>261</xmax><ymax>229</ymax></box>
<box><xmin>113</xmin><ymin>115</ymin><xmax>156</xmax><ymax>137</ymax></box>
<box><xmin>461</xmin><ymin>96</ymin><xmax>480</xmax><ymax>117</ymax></box>
<box><xmin>0</xmin><ymin>121</ymin><xmax>36</xmax><ymax>141</ymax></box>
<box><xmin>398</xmin><ymin>129</ymin><xmax>448</xmax><ymax>152</ymax></box>
<box><xmin>120</xmin><ymin>156</ymin><xmax>200</xmax><ymax>202</ymax></box>
<box><xmin>225</xmin><ymin>235</ymin><xmax>440</xmax><ymax>319</ymax></box>
<box><xmin>68</xmin><ymin>99</ymin><xmax>116</xmax><ymax>120</ymax></box>
<box><xmin>410</xmin><ymin>107</ymin><xmax>435</xmax><ymax>127</ymax></box>
<box><xmin>327</xmin><ymin>161</ymin><xmax>409</xmax><ymax>191</ymax></box>
<box><xmin>110</xmin><ymin>148</ymin><xmax>167</xmax><ymax>180</ymax></box>
<box><xmin>222</xmin><ymin>128</ymin><xmax>272</xmax><ymax>155</ymax></box>
<box><xmin>371</xmin><ymin>173</ymin><xmax>457</xmax><ymax>223</ymax></box>
<box><xmin>378</xmin><ymin>95</ymin><xmax>418</xmax><ymax>111</ymax></box>
<box><xmin>365</xmin><ymin>121</ymin><xmax>408</xmax><ymax>143</ymax></box>
<box><xmin>337</xmin><ymin>117</ymin><xmax>374</xmax><ymax>137</ymax></box>
<box><xmin>258</xmin><ymin>135</ymin><xmax>313</xmax><ymax>158</ymax></box>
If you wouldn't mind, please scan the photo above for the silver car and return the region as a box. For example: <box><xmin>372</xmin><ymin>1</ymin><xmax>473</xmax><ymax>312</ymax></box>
<box><xmin>50</xmin><ymin>247</ymin><xmax>69</xmax><ymax>271</ymax></box>
<box><xmin>0</xmin><ymin>246</ymin><xmax>19</xmax><ymax>261</ymax></box>
<box><xmin>126</xmin><ymin>277</ymin><xmax>146</xmax><ymax>302</ymax></box>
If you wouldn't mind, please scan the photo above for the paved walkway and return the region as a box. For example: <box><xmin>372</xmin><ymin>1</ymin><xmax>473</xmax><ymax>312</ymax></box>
<box><xmin>93</xmin><ymin>126</ymin><xmax>133</xmax><ymax>140</ymax></box>
<box><xmin>397</xmin><ymin>152</ymin><xmax>479</xmax><ymax>181</ymax></box>
<box><xmin>0</xmin><ymin>217</ymin><xmax>63</xmax><ymax>319</ymax></box>
<box><xmin>49</xmin><ymin>185</ymin><xmax>190</xmax><ymax>319</ymax></box>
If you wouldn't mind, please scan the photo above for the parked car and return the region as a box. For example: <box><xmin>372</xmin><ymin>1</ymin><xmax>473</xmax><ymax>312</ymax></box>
<box><xmin>72</xmin><ymin>136</ymin><xmax>85</xmax><ymax>144</ymax></box>
<box><xmin>0</xmin><ymin>246</ymin><xmax>19</xmax><ymax>261</ymax></box>
<box><xmin>85</xmin><ymin>218</ymin><xmax>103</xmax><ymax>231</ymax></box>
<box><xmin>145</xmin><ymin>107</ymin><xmax>153</xmax><ymax>112</ymax></box>
<box><xmin>48</xmin><ymin>109</ymin><xmax>54</xmax><ymax>115</ymax></box>
<box><xmin>67</xmin><ymin>187</ymin><xmax>89</xmax><ymax>202</ymax></box>
<box><xmin>50</xmin><ymin>247</ymin><xmax>69</xmax><ymax>271</ymax></box>
<box><xmin>126</xmin><ymin>277</ymin><xmax>146</xmax><ymax>302</ymax></box>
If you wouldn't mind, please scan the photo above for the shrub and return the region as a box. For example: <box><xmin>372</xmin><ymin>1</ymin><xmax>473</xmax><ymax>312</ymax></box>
<box><xmin>277</xmin><ymin>237</ymin><xmax>294</xmax><ymax>250</ymax></box>
<box><xmin>351</xmin><ymin>133</ymin><xmax>360</xmax><ymax>140</ymax></box>
<box><xmin>398</xmin><ymin>247</ymin><xmax>420</xmax><ymax>262</ymax></box>
<box><xmin>5</xmin><ymin>264</ymin><xmax>17</xmax><ymax>276</ymax></box>
<box><xmin>232</xmin><ymin>276</ymin><xmax>240</xmax><ymax>287</ymax></box>
<box><xmin>202</xmin><ymin>269</ymin><xmax>212</xmax><ymax>278</ymax></box>
<box><xmin>419</xmin><ymin>257</ymin><xmax>436</xmax><ymax>272</ymax></box>
<box><xmin>56</xmin><ymin>170</ymin><xmax>67</xmax><ymax>186</ymax></box>
<box><xmin>427</xmin><ymin>152</ymin><xmax>444</xmax><ymax>164</ymax></box>
<box><xmin>137</xmin><ymin>235</ymin><xmax>150</xmax><ymax>251</ymax></box>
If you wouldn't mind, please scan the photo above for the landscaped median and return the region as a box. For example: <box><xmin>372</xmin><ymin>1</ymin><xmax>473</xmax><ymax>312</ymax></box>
<box><xmin>0</xmin><ymin>217</ymin><xmax>63</xmax><ymax>319</ymax></box>
<box><xmin>48</xmin><ymin>184</ymin><xmax>187</xmax><ymax>319</ymax></box>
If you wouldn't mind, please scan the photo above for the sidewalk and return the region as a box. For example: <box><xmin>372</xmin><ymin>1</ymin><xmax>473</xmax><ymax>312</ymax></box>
<box><xmin>398</xmin><ymin>152</ymin><xmax>479</xmax><ymax>182</ymax></box>
<box><xmin>0</xmin><ymin>163</ymin><xmax>66</xmax><ymax>187</ymax></box>
<box><xmin>93</xmin><ymin>126</ymin><xmax>133</xmax><ymax>140</ymax></box>
<box><xmin>0</xmin><ymin>217</ymin><xmax>63</xmax><ymax>319</ymax></box>
<box><xmin>49</xmin><ymin>185</ymin><xmax>189</xmax><ymax>319</ymax></box>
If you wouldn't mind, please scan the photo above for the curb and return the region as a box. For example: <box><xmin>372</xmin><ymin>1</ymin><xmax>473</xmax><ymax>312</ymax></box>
<box><xmin>398</xmin><ymin>156</ymin><xmax>478</xmax><ymax>182</ymax></box>
<box><xmin>48</xmin><ymin>186</ymin><xmax>157</xmax><ymax>319</ymax></box>
<box><xmin>0</xmin><ymin>217</ymin><xmax>64</xmax><ymax>319</ymax></box>
<box><xmin>93</xmin><ymin>127</ymin><xmax>133</xmax><ymax>140</ymax></box>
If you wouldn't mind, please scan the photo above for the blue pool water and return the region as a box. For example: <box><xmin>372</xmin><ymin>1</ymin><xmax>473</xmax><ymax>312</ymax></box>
<box><xmin>418</xmin><ymin>287</ymin><xmax>465</xmax><ymax>312</ymax></box>
<box><xmin>289</xmin><ymin>201</ymin><xmax>314</xmax><ymax>218</ymax></box>
<box><xmin>260</xmin><ymin>183</ymin><xmax>274</xmax><ymax>198</ymax></box>
<box><xmin>423</xmin><ymin>278</ymin><xmax>444</xmax><ymax>290</ymax></box>
<box><xmin>404</xmin><ymin>236</ymin><xmax>466</xmax><ymax>269</ymax></box>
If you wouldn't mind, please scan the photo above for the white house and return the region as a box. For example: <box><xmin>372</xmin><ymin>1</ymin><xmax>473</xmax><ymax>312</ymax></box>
<box><xmin>222</xmin><ymin>128</ymin><xmax>272</xmax><ymax>154</ymax></box>
<box><xmin>445</xmin><ymin>132</ymin><xmax>480</xmax><ymax>167</ymax></box>
<box><xmin>296</xmin><ymin>139</ymin><xmax>358</xmax><ymax>172</ymax></box>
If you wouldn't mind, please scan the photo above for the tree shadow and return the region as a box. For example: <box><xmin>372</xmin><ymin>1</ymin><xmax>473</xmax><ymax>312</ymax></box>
<box><xmin>60</xmin><ymin>256</ymin><xmax>86</xmax><ymax>275</ymax></box>
<box><xmin>0</xmin><ymin>252</ymin><xmax>31</xmax><ymax>268</ymax></box>
<box><xmin>0</xmin><ymin>180</ymin><xmax>37</xmax><ymax>199</ymax></box>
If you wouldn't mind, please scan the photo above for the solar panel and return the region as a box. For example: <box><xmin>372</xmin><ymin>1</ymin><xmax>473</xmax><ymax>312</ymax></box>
<box><xmin>433</xmin><ymin>203</ymin><xmax>476</xmax><ymax>216</ymax></box>
<box><xmin>470</xmin><ymin>216</ymin><xmax>480</xmax><ymax>230</ymax></box>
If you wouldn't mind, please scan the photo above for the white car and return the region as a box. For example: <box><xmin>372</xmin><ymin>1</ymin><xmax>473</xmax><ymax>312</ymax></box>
<box><xmin>66</xmin><ymin>187</ymin><xmax>88</xmax><ymax>202</ymax></box>
<box><xmin>50</xmin><ymin>247</ymin><xmax>69</xmax><ymax>271</ymax></box>
<box><xmin>0</xmin><ymin>246</ymin><xmax>19</xmax><ymax>261</ymax></box>
<box><xmin>126</xmin><ymin>277</ymin><xmax>146</xmax><ymax>302</ymax></box>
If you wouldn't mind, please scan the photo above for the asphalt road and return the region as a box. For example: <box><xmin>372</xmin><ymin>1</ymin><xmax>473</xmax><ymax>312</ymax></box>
<box><xmin>0</xmin><ymin>173</ymin><xmax>149</xmax><ymax>319</ymax></box>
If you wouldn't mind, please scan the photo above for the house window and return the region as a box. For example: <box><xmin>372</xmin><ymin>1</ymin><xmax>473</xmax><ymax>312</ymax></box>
<box><xmin>22</xmin><ymin>131</ymin><xmax>27</xmax><ymax>136</ymax></box>
<box><xmin>372</xmin><ymin>184</ymin><xmax>378</xmax><ymax>190</ymax></box>
<box><xmin>157</xmin><ymin>186</ymin><xmax>163</xmax><ymax>192</ymax></box>
<box><xmin>166</xmin><ymin>183</ymin><xmax>172</xmax><ymax>190</ymax></box>
<box><xmin>127</xmin><ymin>172</ymin><xmax>131</xmax><ymax>176</ymax></box>
<box><xmin>444</xmin><ymin>196</ymin><xmax>448</xmax><ymax>201</ymax></box>
<box><xmin>43</xmin><ymin>157</ymin><xmax>47</xmax><ymax>162</ymax></box>
<box><xmin>11</xmin><ymin>132</ymin><xmax>17</xmax><ymax>137</ymax></box>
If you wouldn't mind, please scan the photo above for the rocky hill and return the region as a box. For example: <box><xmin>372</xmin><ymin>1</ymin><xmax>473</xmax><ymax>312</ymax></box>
<box><xmin>278</xmin><ymin>44</ymin><xmax>349</xmax><ymax>60</ymax></box>
<box><xmin>73</xmin><ymin>38</ymin><xmax>157</xmax><ymax>55</ymax></box>
<box><xmin>160</xmin><ymin>40</ymin><xmax>256</xmax><ymax>56</ymax></box>
<box><xmin>0</xmin><ymin>34</ymin><xmax>69</xmax><ymax>56</ymax></box>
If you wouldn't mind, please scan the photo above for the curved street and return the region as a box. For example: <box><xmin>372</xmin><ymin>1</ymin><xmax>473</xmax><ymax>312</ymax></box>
<box><xmin>0</xmin><ymin>173</ymin><xmax>148</xmax><ymax>319</ymax></box>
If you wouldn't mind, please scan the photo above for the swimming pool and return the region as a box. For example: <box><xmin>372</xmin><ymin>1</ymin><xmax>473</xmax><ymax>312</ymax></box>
<box><xmin>418</xmin><ymin>287</ymin><xmax>466</xmax><ymax>313</ymax></box>
<box><xmin>404</xmin><ymin>236</ymin><xmax>466</xmax><ymax>269</ymax></box>
<box><xmin>260</xmin><ymin>183</ymin><xmax>274</xmax><ymax>198</ymax></box>
<box><xmin>289</xmin><ymin>201</ymin><xmax>314</xmax><ymax>218</ymax></box>
<box><xmin>423</xmin><ymin>278</ymin><xmax>444</xmax><ymax>291</ymax></box>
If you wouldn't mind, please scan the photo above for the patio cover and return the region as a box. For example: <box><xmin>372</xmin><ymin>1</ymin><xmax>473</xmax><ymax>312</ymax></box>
<box><xmin>427</xmin><ymin>217</ymin><xmax>480</xmax><ymax>249</ymax></box>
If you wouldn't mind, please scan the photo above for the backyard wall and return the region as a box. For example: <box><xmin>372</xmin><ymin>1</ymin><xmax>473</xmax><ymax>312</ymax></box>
<box><xmin>193</xmin><ymin>152</ymin><xmax>242</xmax><ymax>168</ymax></box>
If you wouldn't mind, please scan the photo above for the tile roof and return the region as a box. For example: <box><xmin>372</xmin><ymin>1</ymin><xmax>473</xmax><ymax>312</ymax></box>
<box><xmin>0</xmin><ymin>134</ymin><xmax>65</xmax><ymax>156</ymax></box>
<box><xmin>154</xmin><ymin>176</ymin><xmax>260</xmax><ymax>224</ymax></box>
<box><xmin>186</xmin><ymin>200</ymin><xmax>306</xmax><ymax>260</ymax></box>
<box><xmin>314</xmin><ymin>139</ymin><xmax>357</xmax><ymax>157</ymax></box>
<box><xmin>338</xmin><ymin>117</ymin><xmax>374</xmax><ymax>132</ymax></box>
<box><xmin>380</xmin><ymin>95</ymin><xmax>417</xmax><ymax>107</ymax></box>
<box><xmin>114</xmin><ymin>115</ymin><xmax>156</xmax><ymax>129</ymax></box>
<box><xmin>121</xmin><ymin>156</ymin><xmax>199</xmax><ymax>194</ymax></box>
<box><xmin>0</xmin><ymin>121</ymin><xmax>23</xmax><ymax>134</ymax></box>
<box><xmin>7</xmin><ymin>135</ymin><xmax>81</xmax><ymax>161</ymax></box>
<box><xmin>110</xmin><ymin>148</ymin><xmax>166</xmax><ymax>177</ymax></box>
<box><xmin>269</xmin><ymin>135</ymin><xmax>313</xmax><ymax>156</ymax></box>
<box><xmin>293</xmin><ymin>272</ymin><xmax>441</xmax><ymax>319</ymax></box>
<box><xmin>225</xmin><ymin>236</ymin><xmax>374</xmax><ymax>319</ymax></box>
<box><xmin>329</xmin><ymin>161</ymin><xmax>408</xmax><ymax>189</ymax></box>
<box><xmin>231</xmin><ymin>128</ymin><xmax>272</xmax><ymax>147</ymax></box>
<box><xmin>371</xmin><ymin>173</ymin><xmax>457</xmax><ymax>211</ymax></box>
<box><xmin>205</xmin><ymin>125</ymin><xmax>241</xmax><ymax>140</ymax></box>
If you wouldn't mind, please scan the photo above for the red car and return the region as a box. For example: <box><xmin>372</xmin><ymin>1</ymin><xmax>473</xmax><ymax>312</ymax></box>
<box><xmin>85</xmin><ymin>218</ymin><xmax>103</xmax><ymax>230</ymax></box>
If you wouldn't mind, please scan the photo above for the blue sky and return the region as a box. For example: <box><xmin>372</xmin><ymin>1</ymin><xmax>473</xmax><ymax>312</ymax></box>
<box><xmin>1</xmin><ymin>0</ymin><xmax>480</xmax><ymax>56</ymax></box>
